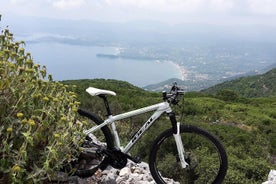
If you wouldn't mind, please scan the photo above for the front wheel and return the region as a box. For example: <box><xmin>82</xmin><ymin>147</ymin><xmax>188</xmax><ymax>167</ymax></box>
<box><xmin>149</xmin><ymin>125</ymin><xmax>228</xmax><ymax>184</ymax></box>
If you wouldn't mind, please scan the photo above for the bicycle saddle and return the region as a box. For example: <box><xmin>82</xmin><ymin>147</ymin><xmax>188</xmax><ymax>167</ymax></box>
<box><xmin>86</xmin><ymin>87</ymin><xmax>116</xmax><ymax>96</ymax></box>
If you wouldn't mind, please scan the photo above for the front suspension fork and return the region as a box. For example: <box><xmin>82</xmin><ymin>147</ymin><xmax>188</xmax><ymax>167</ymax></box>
<box><xmin>169</xmin><ymin>112</ymin><xmax>189</xmax><ymax>168</ymax></box>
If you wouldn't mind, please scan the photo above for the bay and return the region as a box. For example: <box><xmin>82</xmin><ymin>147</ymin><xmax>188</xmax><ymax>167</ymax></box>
<box><xmin>26</xmin><ymin>43</ymin><xmax>181</xmax><ymax>87</ymax></box>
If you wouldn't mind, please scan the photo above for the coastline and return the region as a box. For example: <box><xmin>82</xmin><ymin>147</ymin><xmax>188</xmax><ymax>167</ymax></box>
<box><xmin>166</xmin><ymin>60</ymin><xmax>189</xmax><ymax>81</ymax></box>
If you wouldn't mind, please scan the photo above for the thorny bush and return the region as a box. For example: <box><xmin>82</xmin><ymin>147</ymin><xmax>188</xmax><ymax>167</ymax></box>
<box><xmin>0</xmin><ymin>20</ymin><xmax>84</xmax><ymax>183</ymax></box>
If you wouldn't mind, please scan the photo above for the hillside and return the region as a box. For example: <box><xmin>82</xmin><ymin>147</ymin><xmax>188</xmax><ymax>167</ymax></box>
<box><xmin>63</xmin><ymin>78</ymin><xmax>276</xmax><ymax>184</ymax></box>
<box><xmin>143</xmin><ymin>65</ymin><xmax>276</xmax><ymax>93</ymax></box>
<box><xmin>202</xmin><ymin>68</ymin><xmax>276</xmax><ymax>98</ymax></box>
<box><xmin>143</xmin><ymin>78</ymin><xmax>219</xmax><ymax>92</ymax></box>
<box><xmin>61</xmin><ymin>79</ymin><xmax>160</xmax><ymax>112</ymax></box>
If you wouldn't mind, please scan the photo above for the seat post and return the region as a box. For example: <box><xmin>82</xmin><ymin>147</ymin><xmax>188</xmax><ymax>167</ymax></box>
<box><xmin>99</xmin><ymin>94</ymin><xmax>112</xmax><ymax>116</ymax></box>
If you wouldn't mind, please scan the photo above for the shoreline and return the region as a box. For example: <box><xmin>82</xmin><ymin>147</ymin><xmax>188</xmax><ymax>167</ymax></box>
<box><xmin>165</xmin><ymin>60</ymin><xmax>189</xmax><ymax>81</ymax></box>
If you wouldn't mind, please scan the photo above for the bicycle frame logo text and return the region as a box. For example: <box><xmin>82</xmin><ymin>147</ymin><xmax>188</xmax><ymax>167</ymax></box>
<box><xmin>131</xmin><ymin>117</ymin><xmax>154</xmax><ymax>143</ymax></box>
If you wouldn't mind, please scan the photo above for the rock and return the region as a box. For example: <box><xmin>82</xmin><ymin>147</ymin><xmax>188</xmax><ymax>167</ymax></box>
<box><xmin>68</xmin><ymin>133</ymin><xmax>179</xmax><ymax>183</ymax></box>
<box><xmin>119</xmin><ymin>167</ymin><xmax>131</xmax><ymax>177</ymax></box>
<box><xmin>262</xmin><ymin>170</ymin><xmax>276</xmax><ymax>184</ymax></box>
<box><xmin>57</xmin><ymin>159</ymin><xmax>181</xmax><ymax>184</ymax></box>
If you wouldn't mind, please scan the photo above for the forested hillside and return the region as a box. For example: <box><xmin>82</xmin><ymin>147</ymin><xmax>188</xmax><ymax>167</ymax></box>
<box><xmin>62</xmin><ymin>79</ymin><xmax>276</xmax><ymax>184</ymax></box>
<box><xmin>202</xmin><ymin>68</ymin><xmax>276</xmax><ymax>98</ymax></box>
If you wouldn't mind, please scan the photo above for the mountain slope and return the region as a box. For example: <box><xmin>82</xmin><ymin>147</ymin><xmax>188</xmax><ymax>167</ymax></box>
<box><xmin>143</xmin><ymin>78</ymin><xmax>219</xmax><ymax>92</ymax></box>
<box><xmin>202</xmin><ymin>68</ymin><xmax>276</xmax><ymax>97</ymax></box>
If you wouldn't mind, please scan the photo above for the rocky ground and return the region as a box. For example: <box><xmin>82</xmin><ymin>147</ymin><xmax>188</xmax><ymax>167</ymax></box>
<box><xmin>66</xmin><ymin>161</ymin><xmax>179</xmax><ymax>184</ymax></box>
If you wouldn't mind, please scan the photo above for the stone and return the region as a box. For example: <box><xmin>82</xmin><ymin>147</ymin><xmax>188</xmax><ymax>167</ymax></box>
<box><xmin>119</xmin><ymin>167</ymin><xmax>131</xmax><ymax>177</ymax></box>
<box><xmin>262</xmin><ymin>170</ymin><xmax>276</xmax><ymax>184</ymax></box>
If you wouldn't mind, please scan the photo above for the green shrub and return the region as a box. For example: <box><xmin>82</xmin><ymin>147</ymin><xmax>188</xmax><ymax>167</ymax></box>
<box><xmin>216</xmin><ymin>89</ymin><xmax>239</xmax><ymax>101</ymax></box>
<box><xmin>0</xmin><ymin>24</ymin><xmax>83</xmax><ymax>183</ymax></box>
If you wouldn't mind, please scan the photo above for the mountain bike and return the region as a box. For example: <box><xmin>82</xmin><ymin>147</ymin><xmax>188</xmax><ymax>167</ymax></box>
<box><xmin>73</xmin><ymin>83</ymin><xmax>228</xmax><ymax>184</ymax></box>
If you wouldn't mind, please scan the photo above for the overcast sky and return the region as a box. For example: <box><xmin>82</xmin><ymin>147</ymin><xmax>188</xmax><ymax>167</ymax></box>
<box><xmin>1</xmin><ymin>0</ymin><xmax>276</xmax><ymax>26</ymax></box>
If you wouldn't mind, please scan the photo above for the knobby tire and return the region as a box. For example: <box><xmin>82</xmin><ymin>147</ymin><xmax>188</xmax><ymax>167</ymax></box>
<box><xmin>149</xmin><ymin>125</ymin><xmax>228</xmax><ymax>184</ymax></box>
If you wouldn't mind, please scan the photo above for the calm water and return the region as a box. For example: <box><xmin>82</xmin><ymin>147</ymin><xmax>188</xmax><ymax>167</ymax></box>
<box><xmin>27</xmin><ymin>43</ymin><xmax>181</xmax><ymax>87</ymax></box>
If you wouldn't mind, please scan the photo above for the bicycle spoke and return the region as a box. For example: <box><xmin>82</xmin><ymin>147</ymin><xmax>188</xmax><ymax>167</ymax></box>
<box><xmin>149</xmin><ymin>125</ymin><xmax>227</xmax><ymax>184</ymax></box>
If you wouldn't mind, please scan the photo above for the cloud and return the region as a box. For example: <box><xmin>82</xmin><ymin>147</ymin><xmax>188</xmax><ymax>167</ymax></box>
<box><xmin>52</xmin><ymin>0</ymin><xmax>86</xmax><ymax>10</ymax></box>
<box><xmin>103</xmin><ymin>0</ymin><xmax>235</xmax><ymax>13</ymax></box>
<box><xmin>1</xmin><ymin>0</ymin><xmax>276</xmax><ymax>25</ymax></box>
<box><xmin>102</xmin><ymin>0</ymin><xmax>276</xmax><ymax>16</ymax></box>
<box><xmin>248</xmin><ymin>0</ymin><xmax>276</xmax><ymax>15</ymax></box>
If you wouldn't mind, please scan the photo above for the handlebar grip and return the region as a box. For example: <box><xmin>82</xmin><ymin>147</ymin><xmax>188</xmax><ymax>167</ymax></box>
<box><xmin>177</xmin><ymin>90</ymin><xmax>185</xmax><ymax>95</ymax></box>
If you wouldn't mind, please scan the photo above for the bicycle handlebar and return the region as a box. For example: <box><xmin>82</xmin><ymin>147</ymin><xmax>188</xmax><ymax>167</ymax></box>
<box><xmin>163</xmin><ymin>82</ymin><xmax>184</xmax><ymax>105</ymax></box>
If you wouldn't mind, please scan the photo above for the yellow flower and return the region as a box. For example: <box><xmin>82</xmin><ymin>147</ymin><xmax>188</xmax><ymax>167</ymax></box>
<box><xmin>25</xmin><ymin>68</ymin><xmax>35</xmax><ymax>73</ymax></box>
<box><xmin>34</xmin><ymin>64</ymin><xmax>40</xmax><ymax>69</ymax></box>
<box><xmin>53</xmin><ymin>98</ymin><xmax>59</xmax><ymax>102</ymax></box>
<box><xmin>19</xmin><ymin>48</ymin><xmax>24</xmax><ymax>53</ymax></box>
<box><xmin>43</xmin><ymin>97</ymin><xmax>49</xmax><ymax>102</ymax></box>
<box><xmin>12</xmin><ymin>165</ymin><xmax>21</xmax><ymax>172</ymax></box>
<box><xmin>74</xmin><ymin>101</ymin><xmax>81</xmax><ymax>105</ymax></box>
<box><xmin>9</xmin><ymin>63</ymin><xmax>15</xmax><ymax>69</ymax></box>
<box><xmin>60</xmin><ymin>117</ymin><xmax>67</xmax><ymax>122</ymax></box>
<box><xmin>40</xmin><ymin>69</ymin><xmax>46</xmax><ymax>77</ymax></box>
<box><xmin>54</xmin><ymin>133</ymin><xmax>60</xmax><ymax>138</ymax></box>
<box><xmin>7</xmin><ymin>127</ymin><xmax>13</xmax><ymax>132</ymax></box>
<box><xmin>28</xmin><ymin>119</ymin><xmax>36</xmax><ymax>126</ymax></box>
<box><xmin>18</xmin><ymin>66</ymin><xmax>25</xmax><ymax>72</ymax></box>
<box><xmin>16</xmin><ymin>112</ymin><xmax>24</xmax><ymax>118</ymax></box>
<box><xmin>25</xmin><ymin>59</ymin><xmax>33</xmax><ymax>65</ymax></box>
<box><xmin>21</xmin><ymin>118</ymin><xmax>28</xmax><ymax>124</ymax></box>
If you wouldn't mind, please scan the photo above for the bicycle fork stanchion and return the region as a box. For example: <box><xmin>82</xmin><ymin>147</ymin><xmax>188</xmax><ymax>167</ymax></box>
<box><xmin>169</xmin><ymin>112</ymin><xmax>189</xmax><ymax>168</ymax></box>
<box><xmin>173</xmin><ymin>122</ymin><xmax>189</xmax><ymax>168</ymax></box>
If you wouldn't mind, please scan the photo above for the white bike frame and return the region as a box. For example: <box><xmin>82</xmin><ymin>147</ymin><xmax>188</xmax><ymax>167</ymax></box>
<box><xmin>83</xmin><ymin>101</ymin><xmax>189</xmax><ymax>168</ymax></box>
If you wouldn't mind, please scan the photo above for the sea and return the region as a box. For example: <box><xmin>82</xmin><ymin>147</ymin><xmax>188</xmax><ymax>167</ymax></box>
<box><xmin>26</xmin><ymin>42</ymin><xmax>181</xmax><ymax>87</ymax></box>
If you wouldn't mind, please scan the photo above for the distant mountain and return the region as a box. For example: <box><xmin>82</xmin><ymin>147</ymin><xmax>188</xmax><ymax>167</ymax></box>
<box><xmin>143</xmin><ymin>78</ymin><xmax>180</xmax><ymax>92</ymax></box>
<box><xmin>143</xmin><ymin>78</ymin><xmax>220</xmax><ymax>92</ymax></box>
<box><xmin>201</xmin><ymin>68</ymin><xmax>276</xmax><ymax>98</ymax></box>
<box><xmin>6</xmin><ymin>16</ymin><xmax>276</xmax><ymax>46</ymax></box>
<box><xmin>259</xmin><ymin>63</ymin><xmax>276</xmax><ymax>73</ymax></box>
<box><xmin>143</xmin><ymin>63</ymin><xmax>276</xmax><ymax>93</ymax></box>
<box><xmin>224</xmin><ymin>63</ymin><xmax>276</xmax><ymax>81</ymax></box>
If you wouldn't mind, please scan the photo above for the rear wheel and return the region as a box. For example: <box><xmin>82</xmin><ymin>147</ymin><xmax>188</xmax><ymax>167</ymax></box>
<box><xmin>74</xmin><ymin>109</ymin><xmax>114</xmax><ymax>177</ymax></box>
<box><xmin>149</xmin><ymin>125</ymin><xmax>227</xmax><ymax>184</ymax></box>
